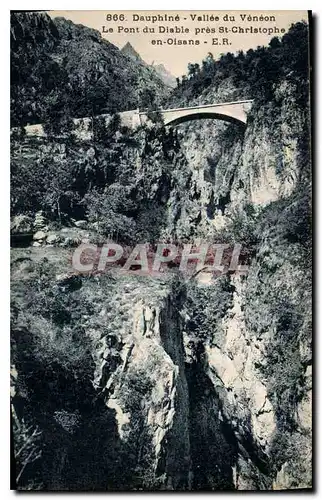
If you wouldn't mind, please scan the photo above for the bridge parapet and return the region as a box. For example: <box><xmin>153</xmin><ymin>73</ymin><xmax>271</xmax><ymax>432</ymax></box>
<box><xmin>139</xmin><ymin>100</ymin><xmax>253</xmax><ymax>127</ymax></box>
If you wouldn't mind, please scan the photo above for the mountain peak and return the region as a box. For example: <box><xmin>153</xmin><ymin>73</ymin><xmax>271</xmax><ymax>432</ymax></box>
<box><xmin>121</xmin><ymin>42</ymin><xmax>144</xmax><ymax>63</ymax></box>
<box><xmin>121</xmin><ymin>42</ymin><xmax>176</xmax><ymax>88</ymax></box>
<box><xmin>152</xmin><ymin>63</ymin><xmax>176</xmax><ymax>88</ymax></box>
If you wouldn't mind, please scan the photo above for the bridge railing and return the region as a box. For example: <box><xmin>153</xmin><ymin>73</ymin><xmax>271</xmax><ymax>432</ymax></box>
<box><xmin>138</xmin><ymin>100</ymin><xmax>253</xmax><ymax>116</ymax></box>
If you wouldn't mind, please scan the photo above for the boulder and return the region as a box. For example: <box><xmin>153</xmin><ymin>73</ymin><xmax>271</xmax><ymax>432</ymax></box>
<box><xmin>46</xmin><ymin>234</ymin><xmax>59</xmax><ymax>244</ymax></box>
<box><xmin>74</xmin><ymin>220</ymin><xmax>87</xmax><ymax>229</ymax></box>
<box><xmin>33</xmin><ymin>230</ymin><xmax>47</xmax><ymax>241</ymax></box>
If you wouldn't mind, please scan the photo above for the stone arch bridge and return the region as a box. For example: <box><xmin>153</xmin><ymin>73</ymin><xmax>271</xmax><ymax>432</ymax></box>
<box><xmin>20</xmin><ymin>100</ymin><xmax>253</xmax><ymax>139</ymax></box>
<box><xmin>120</xmin><ymin>100</ymin><xmax>253</xmax><ymax>128</ymax></box>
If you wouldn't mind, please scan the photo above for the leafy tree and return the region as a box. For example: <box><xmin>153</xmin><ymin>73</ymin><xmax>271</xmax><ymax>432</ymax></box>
<box><xmin>83</xmin><ymin>184</ymin><xmax>137</xmax><ymax>242</ymax></box>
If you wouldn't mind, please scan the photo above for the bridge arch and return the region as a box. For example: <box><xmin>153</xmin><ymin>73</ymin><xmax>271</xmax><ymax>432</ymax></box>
<box><xmin>139</xmin><ymin>100</ymin><xmax>253</xmax><ymax>128</ymax></box>
<box><xmin>163</xmin><ymin>111</ymin><xmax>247</xmax><ymax>127</ymax></box>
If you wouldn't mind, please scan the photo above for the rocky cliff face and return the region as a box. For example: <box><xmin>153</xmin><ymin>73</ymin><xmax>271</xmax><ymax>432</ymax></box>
<box><xmin>89</xmin><ymin>276</ymin><xmax>191</xmax><ymax>490</ymax></box>
<box><xmin>164</xmin><ymin>78</ymin><xmax>309</xmax><ymax>239</ymax></box>
<box><xmin>161</xmin><ymin>71</ymin><xmax>311</xmax><ymax>489</ymax></box>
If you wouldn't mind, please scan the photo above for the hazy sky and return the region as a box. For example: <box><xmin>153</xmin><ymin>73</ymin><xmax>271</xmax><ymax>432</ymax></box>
<box><xmin>48</xmin><ymin>10</ymin><xmax>308</xmax><ymax>76</ymax></box>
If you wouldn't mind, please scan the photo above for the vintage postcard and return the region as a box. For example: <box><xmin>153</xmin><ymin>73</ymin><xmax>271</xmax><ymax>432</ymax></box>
<box><xmin>10</xmin><ymin>10</ymin><xmax>312</xmax><ymax>491</ymax></box>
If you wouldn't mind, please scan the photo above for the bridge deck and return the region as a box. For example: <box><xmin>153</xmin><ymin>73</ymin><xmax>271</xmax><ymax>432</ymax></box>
<box><xmin>139</xmin><ymin>100</ymin><xmax>253</xmax><ymax>115</ymax></box>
